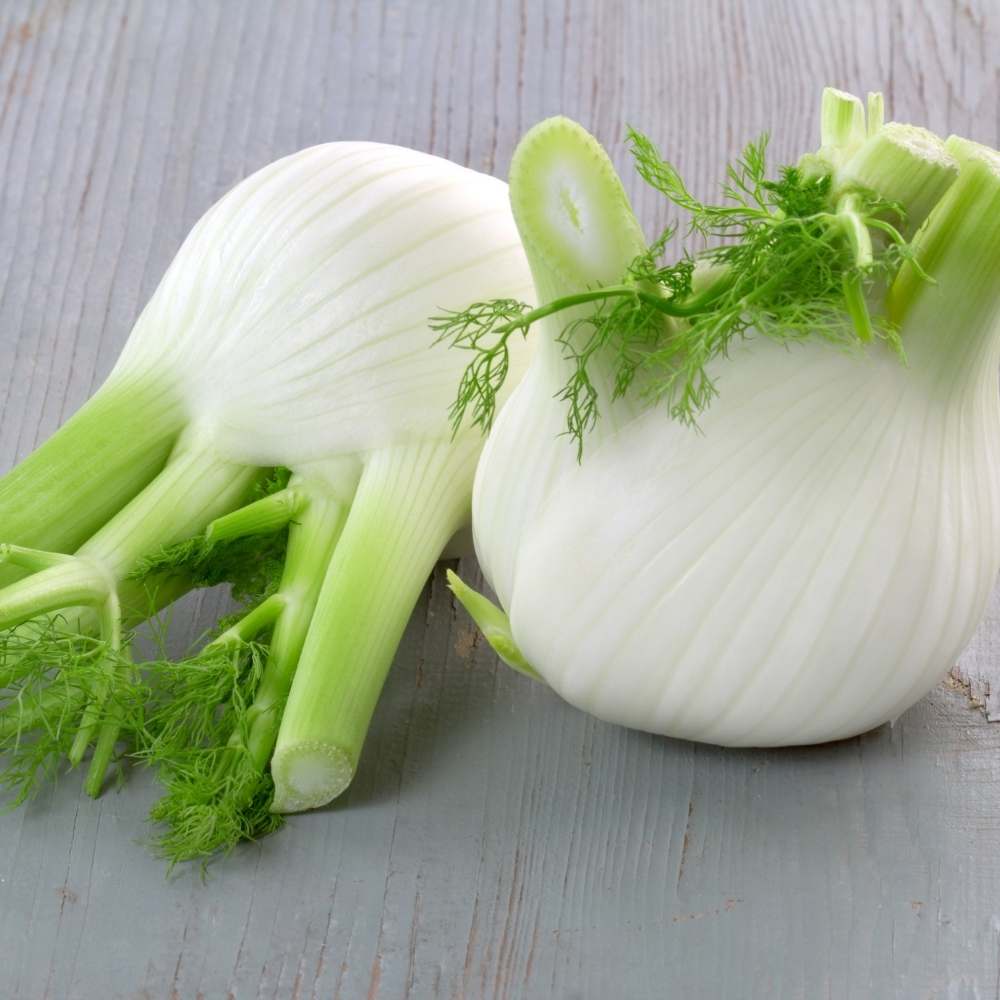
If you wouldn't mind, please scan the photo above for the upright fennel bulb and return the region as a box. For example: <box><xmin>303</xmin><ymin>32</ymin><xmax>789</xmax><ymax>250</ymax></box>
<box><xmin>448</xmin><ymin>91</ymin><xmax>1000</xmax><ymax>746</ymax></box>
<box><xmin>0</xmin><ymin>142</ymin><xmax>533</xmax><ymax>828</ymax></box>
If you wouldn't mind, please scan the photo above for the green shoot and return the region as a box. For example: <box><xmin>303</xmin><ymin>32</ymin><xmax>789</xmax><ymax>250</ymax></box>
<box><xmin>433</xmin><ymin>128</ymin><xmax>917</xmax><ymax>456</ymax></box>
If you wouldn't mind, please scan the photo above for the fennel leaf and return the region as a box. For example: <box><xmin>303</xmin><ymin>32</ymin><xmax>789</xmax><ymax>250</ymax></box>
<box><xmin>433</xmin><ymin>130</ymin><xmax>915</xmax><ymax>456</ymax></box>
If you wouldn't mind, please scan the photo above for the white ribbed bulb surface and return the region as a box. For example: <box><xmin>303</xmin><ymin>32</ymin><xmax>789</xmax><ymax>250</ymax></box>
<box><xmin>472</xmin><ymin>137</ymin><xmax>1000</xmax><ymax>747</ymax></box>
<box><xmin>111</xmin><ymin>142</ymin><xmax>534</xmax><ymax>468</ymax></box>
<box><xmin>476</xmin><ymin>335</ymin><xmax>1000</xmax><ymax>746</ymax></box>
<box><xmin>474</xmin><ymin>327</ymin><xmax>1000</xmax><ymax>745</ymax></box>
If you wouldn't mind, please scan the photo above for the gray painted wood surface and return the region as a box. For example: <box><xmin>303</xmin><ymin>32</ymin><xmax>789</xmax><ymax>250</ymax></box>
<box><xmin>1</xmin><ymin>0</ymin><xmax>999</xmax><ymax>997</ymax></box>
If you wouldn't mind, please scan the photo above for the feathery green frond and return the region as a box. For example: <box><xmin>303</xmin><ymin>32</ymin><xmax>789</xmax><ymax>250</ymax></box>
<box><xmin>437</xmin><ymin>128</ymin><xmax>916</xmax><ymax>455</ymax></box>
<box><xmin>128</xmin><ymin>468</ymin><xmax>293</xmax><ymax>608</ymax></box>
<box><xmin>137</xmin><ymin>641</ymin><xmax>283</xmax><ymax>866</ymax></box>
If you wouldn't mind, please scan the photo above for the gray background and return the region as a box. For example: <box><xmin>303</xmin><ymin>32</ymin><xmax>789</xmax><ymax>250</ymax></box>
<box><xmin>2</xmin><ymin>1</ymin><xmax>999</xmax><ymax>998</ymax></box>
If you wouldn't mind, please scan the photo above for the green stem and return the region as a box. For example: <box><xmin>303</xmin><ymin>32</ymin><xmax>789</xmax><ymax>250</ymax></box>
<box><xmin>0</xmin><ymin>375</ymin><xmax>185</xmax><ymax>588</ymax></box>
<box><xmin>68</xmin><ymin>592</ymin><xmax>122</xmax><ymax>768</ymax></box>
<box><xmin>497</xmin><ymin>282</ymin><xmax>733</xmax><ymax>341</ymax></box>
<box><xmin>75</xmin><ymin>432</ymin><xmax>261</xmax><ymax>578</ymax></box>
<box><xmin>239</xmin><ymin>487</ymin><xmax>347</xmax><ymax>772</ymax></box>
<box><xmin>0</xmin><ymin>560</ymin><xmax>110</xmax><ymax>630</ymax></box>
<box><xmin>0</xmin><ymin>433</ymin><xmax>260</xmax><ymax>641</ymax></box>
<box><xmin>84</xmin><ymin>717</ymin><xmax>122</xmax><ymax>796</ymax></box>
<box><xmin>145</xmin><ymin>479</ymin><xmax>348</xmax><ymax>859</ymax></box>
<box><xmin>51</xmin><ymin>434</ymin><xmax>261</xmax><ymax>787</ymax></box>
<box><xmin>0</xmin><ymin>545</ymin><xmax>75</xmax><ymax>573</ymax></box>
<box><xmin>209</xmin><ymin>593</ymin><xmax>288</xmax><ymax>648</ymax></box>
<box><xmin>205</xmin><ymin>488</ymin><xmax>305</xmax><ymax>543</ymax></box>
<box><xmin>270</xmin><ymin>440</ymin><xmax>477</xmax><ymax>812</ymax></box>
<box><xmin>842</xmin><ymin>272</ymin><xmax>874</xmax><ymax>343</ymax></box>
<box><xmin>889</xmin><ymin>153</ymin><xmax>1000</xmax><ymax>383</ymax></box>
<box><xmin>0</xmin><ymin>685</ymin><xmax>88</xmax><ymax>741</ymax></box>
<box><xmin>836</xmin><ymin>194</ymin><xmax>873</xmax><ymax>268</ymax></box>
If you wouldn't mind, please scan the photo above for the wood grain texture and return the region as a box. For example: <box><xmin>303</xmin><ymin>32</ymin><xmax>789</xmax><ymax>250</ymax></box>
<box><xmin>1</xmin><ymin>0</ymin><xmax>999</xmax><ymax>997</ymax></box>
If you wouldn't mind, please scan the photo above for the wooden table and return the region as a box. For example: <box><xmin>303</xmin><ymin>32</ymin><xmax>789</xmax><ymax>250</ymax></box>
<box><xmin>2</xmin><ymin>1</ymin><xmax>999</xmax><ymax>997</ymax></box>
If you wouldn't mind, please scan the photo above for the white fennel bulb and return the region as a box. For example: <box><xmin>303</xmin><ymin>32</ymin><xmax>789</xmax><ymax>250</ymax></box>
<box><xmin>117</xmin><ymin>142</ymin><xmax>530</xmax><ymax>464</ymax></box>
<box><xmin>449</xmin><ymin>91</ymin><xmax>1000</xmax><ymax>747</ymax></box>
<box><xmin>0</xmin><ymin>142</ymin><xmax>533</xmax><ymax>833</ymax></box>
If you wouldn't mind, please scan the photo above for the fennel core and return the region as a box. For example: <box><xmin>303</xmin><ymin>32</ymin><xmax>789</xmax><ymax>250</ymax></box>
<box><xmin>433</xmin><ymin>88</ymin><xmax>947</xmax><ymax>457</ymax></box>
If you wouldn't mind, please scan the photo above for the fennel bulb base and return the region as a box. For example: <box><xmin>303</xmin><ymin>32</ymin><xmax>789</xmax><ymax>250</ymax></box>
<box><xmin>481</xmin><ymin>339</ymin><xmax>1000</xmax><ymax>750</ymax></box>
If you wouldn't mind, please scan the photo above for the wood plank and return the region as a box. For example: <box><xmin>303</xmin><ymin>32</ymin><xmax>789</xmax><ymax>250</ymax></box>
<box><xmin>0</xmin><ymin>1</ymin><xmax>998</xmax><ymax>997</ymax></box>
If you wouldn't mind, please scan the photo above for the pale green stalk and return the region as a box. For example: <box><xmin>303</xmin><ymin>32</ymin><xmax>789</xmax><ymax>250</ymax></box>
<box><xmin>269</xmin><ymin>439</ymin><xmax>478</xmax><ymax>811</ymax></box>
<box><xmin>0</xmin><ymin>430</ymin><xmax>262</xmax><ymax>794</ymax></box>
<box><xmin>889</xmin><ymin>149</ymin><xmax>1000</xmax><ymax>385</ymax></box>
<box><xmin>444</xmin><ymin>570</ymin><xmax>537</xmax><ymax>679</ymax></box>
<box><xmin>219</xmin><ymin>483</ymin><xmax>347</xmax><ymax>774</ymax></box>
<box><xmin>820</xmin><ymin>88</ymin><xmax>867</xmax><ymax>159</ymax></box>
<box><xmin>839</xmin><ymin>122</ymin><xmax>959</xmax><ymax>236</ymax></box>
<box><xmin>0</xmin><ymin>376</ymin><xmax>186</xmax><ymax>588</ymax></box>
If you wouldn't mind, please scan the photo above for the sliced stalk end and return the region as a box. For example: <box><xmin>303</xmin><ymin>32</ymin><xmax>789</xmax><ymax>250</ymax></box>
<box><xmin>446</xmin><ymin>570</ymin><xmax>540</xmax><ymax>680</ymax></box>
<box><xmin>891</xmin><ymin>150</ymin><xmax>1000</xmax><ymax>308</ymax></box>
<box><xmin>508</xmin><ymin>116</ymin><xmax>647</xmax><ymax>303</ymax></box>
<box><xmin>840</xmin><ymin>122</ymin><xmax>958</xmax><ymax>235</ymax></box>
<box><xmin>272</xmin><ymin>442</ymin><xmax>475</xmax><ymax>808</ymax></box>
<box><xmin>269</xmin><ymin>741</ymin><xmax>354</xmax><ymax>813</ymax></box>
<box><xmin>945</xmin><ymin>134</ymin><xmax>1000</xmax><ymax>173</ymax></box>
<box><xmin>506</xmin><ymin>116</ymin><xmax>651</xmax><ymax>424</ymax></box>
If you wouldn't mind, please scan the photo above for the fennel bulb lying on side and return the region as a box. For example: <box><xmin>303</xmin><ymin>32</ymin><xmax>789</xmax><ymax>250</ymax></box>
<box><xmin>444</xmin><ymin>89</ymin><xmax>1000</xmax><ymax>746</ymax></box>
<box><xmin>0</xmin><ymin>142</ymin><xmax>533</xmax><ymax>855</ymax></box>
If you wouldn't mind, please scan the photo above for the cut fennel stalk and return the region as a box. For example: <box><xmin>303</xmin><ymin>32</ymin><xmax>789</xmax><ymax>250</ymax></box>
<box><xmin>0</xmin><ymin>140</ymin><xmax>533</xmax><ymax>853</ymax></box>
<box><xmin>448</xmin><ymin>89</ymin><xmax>1000</xmax><ymax>748</ymax></box>
<box><xmin>434</xmin><ymin>87</ymin><xmax>949</xmax><ymax>457</ymax></box>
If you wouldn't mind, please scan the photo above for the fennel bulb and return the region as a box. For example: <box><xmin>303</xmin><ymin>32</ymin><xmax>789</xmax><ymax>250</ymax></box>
<box><xmin>448</xmin><ymin>90</ymin><xmax>1000</xmax><ymax>746</ymax></box>
<box><xmin>0</xmin><ymin>141</ymin><xmax>533</xmax><ymax>841</ymax></box>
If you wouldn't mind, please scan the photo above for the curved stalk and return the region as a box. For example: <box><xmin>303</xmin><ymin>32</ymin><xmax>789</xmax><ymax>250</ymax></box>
<box><xmin>212</xmin><ymin>484</ymin><xmax>348</xmax><ymax>771</ymax></box>
<box><xmin>270</xmin><ymin>439</ymin><xmax>478</xmax><ymax>812</ymax></box>
<box><xmin>0</xmin><ymin>376</ymin><xmax>186</xmax><ymax>588</ymax></box>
